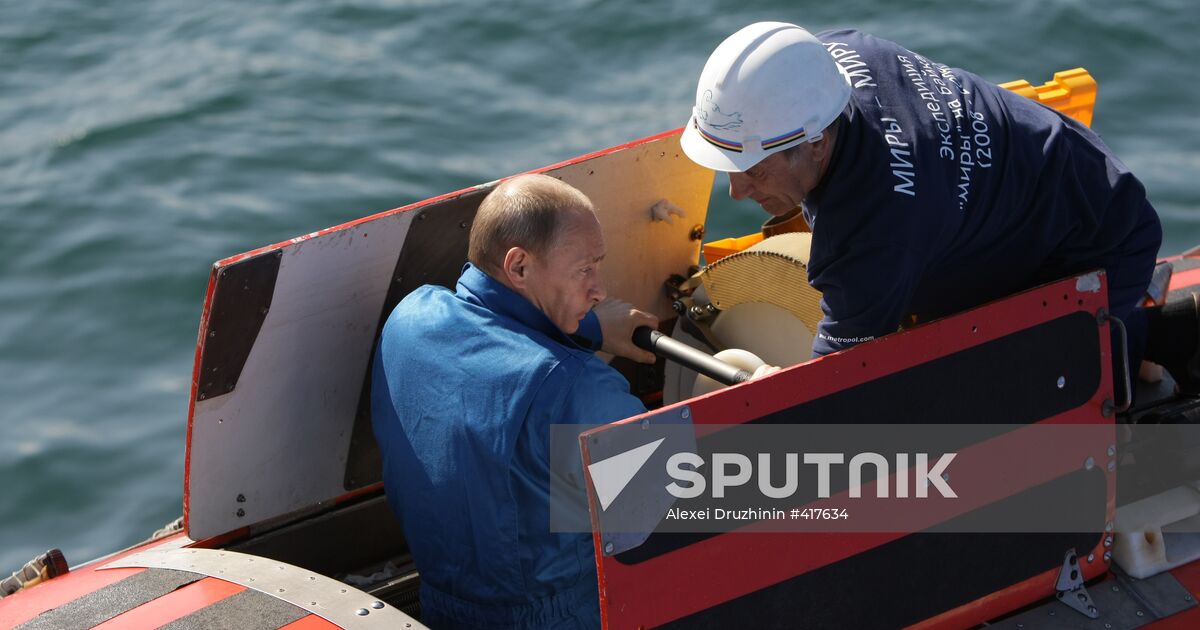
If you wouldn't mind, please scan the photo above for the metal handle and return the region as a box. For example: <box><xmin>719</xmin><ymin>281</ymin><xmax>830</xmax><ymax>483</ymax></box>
<box><xmin>1100</xmin><ymin>310</ymin><xmax>1132</xmax><ymax>414</ymax></box>
<box><xmin>632</xmin><ymin>327</ymin><xmax>752</xmax><ymax>386</ymax></box>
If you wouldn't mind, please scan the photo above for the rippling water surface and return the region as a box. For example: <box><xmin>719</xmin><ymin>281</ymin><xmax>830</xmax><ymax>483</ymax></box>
<box><xmin>2</xmin><ymin>0</ymin><xmax>1198</xmax><ymax>571</ymax></box>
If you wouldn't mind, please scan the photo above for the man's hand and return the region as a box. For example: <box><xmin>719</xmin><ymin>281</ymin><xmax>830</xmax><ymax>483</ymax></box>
<box><xmin>595</xmin><ymin>298</ymin><xmax>659</xmax><ymax>364</ymax></box>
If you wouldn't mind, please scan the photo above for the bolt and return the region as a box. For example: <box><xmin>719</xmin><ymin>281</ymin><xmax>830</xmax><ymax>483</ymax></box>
<box><xmin>1057</xmin><ymin>376</ymin><xmax>1066</xmax><ymax>389</ymax></box>
<box><xmin>209</xmin><ymin>330</ymin><xmax>216</xmax><ymax>338</ymax></box>
<box><xmin>681</xmin><ymin>408</ymin><xmax>690</xmax><ymax>420</ymax></box>
<box><xmin>1136</xmin><ymin>611</ymin><xmax>1144</xmax><ymax>617</ymax></box>
<box><xmin>1106</xmin><ymin>521</ymin><xmax>1114</xmax><ymax>532</ymax></box>
<box><xmin>356</xmin><ymin>608</ymin><xmax>370</xmax><ymax>616</ymax></box>
<box><xmin>689</xmin><ymin>224</ymin><xmax>705</xmax><ymax>241</ymax></box>
<box><xmin>641</xmin><ymin>418</ymin><xmax>650</xmax><ymax>429</ymax></box>
<box><xmin>1106</xmin><ymin>624</ymin><xmax>1112</xmax><ymax>629</ymax></box>
<box><xmin>1112</xmin><ymin>585</ymin><xmax>1120</xmax><ymax>592</ymax></box>
<box><xmin>1102</xmin><ymin>400</ymin><xmax>1115</xmax><ymax>417</ymax></box>
<box><xmin>372</xmin><ymin>601</ymin><xmax>385</xmax><ymax>609</ymax></box>
<box><xmin>604</xmin><ymin>542</ymin><xmax>614</xmax><ymax>554</ymax></box>
<box><xmin>1105</xmin><ymin>536</ymin><xmax>1113</xmax><ymax>548</ymax></box>
<box><xmin>1107</xmin><ymin>445</ymin><xmax>1116</xmax><ymax>457</ymax></box>
<box><xmin>458</xmin><ymin>221</ymin><xmax>468</xmax><ymax>229</ymax></box>
<box><xmin>236</xmin><ymin>494</ymin><xmax>246</xmax><ymax>503</ymax></box>
<box><xmin>236</xmin><ymin>508</ymin><xmax>245</xmax><ymax>518</ymax></box>
<box><xmin>1085</xmin><ymin>456</ymin><xmax>1095</xmax><ymax>470</ymax></box>
<box><xmin>1186</xmin><ymin>595</ymin><xmax>1194</xmax><ymax>602</ymax></box>
<box><xmin>1088</xmin><ymin>553</ymin><xmax>1095</xmax><ymax>563</ymax></box>
<box><xmin>1108</xmin><ymin>460</ymin><xmax>1116</xmax><ymax>472</ymax></box>
<box><xmin>1104</xmin><ymin>551</ymin><xmax>1112</xmax><ymax>562</ymax></box>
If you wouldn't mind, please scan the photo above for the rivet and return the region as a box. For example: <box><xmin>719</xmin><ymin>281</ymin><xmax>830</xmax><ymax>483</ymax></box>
<box><xmin>1136</xmin><ymin>611</ymin><xmax>1144</xmax><ymax>617</ymax></box>
<box><xmin>1057</xmin><ymin>376</ymin><xmax>1066</xmax><ymax>389</ymax></box>
<box><xmin>641</xmin><ymin>418</ymin><xmax>650</xmax><ymax>429</ymax></box>
<box><xmin>372</xmin><ymin>601</ymin><xmax>385</xmax><ymax>609</ymax></box>
<box><xmin>1112</xmin><ymin>585</ymin><xmax>1120</xmax><ymax>592</ymax></box>
<box><xmin>1104</xmin><ymin>551</ymin><xmax>1112</xmax><ymax>562</ymax></box>
<box><xmin>1087</xmin><ymin>553</ymin><xmax>1095</xmax><ymax>563</ymax></box>
<box><xmin>1084</xmin><ymin>456</ymin><xmax>1095</xmax><ymax>470</ymax></box>
<box><xmin>681</xmin><ymin>408</ymin><xmax>690</xmax><ymax>420</ymax></box>
<box><xmin>1105</xmin><ymin>536</ymin><xmax>1113</xmax><ymax>548</ymax></box>
<box><xmin>309</xmin><ymin>576</ymin><xmax>316</xmax><ymax>581</ymax></box>
<box><xmin>209</xmin><ymin>330</ymin><xmax>216</xmax><ymax>338</ymax></box>
<box><xmin>458</xmin><ymin>221</ymin><xmax>468</xmax><ymax>229</ymax></box>
<box><xmin>689</xmin><ymin>224</ymin><xmax>705</xmax><ymax>241</ymax></box>
<box><xmin>236</xmin><ymin>508</ymin><xmax>245</xmax><ymax>518</ymax></box>
<box><xmin>1186</xmin><ymin>595</ymin><xmax>1194</xmax><ymax>602</ymax></box>
<box><xmin>236</xmin><ymin>494</ymin><xmax>246</xmax><ymax>503</ymax></box>
<box><xmin>1108</xmin><ymin>460</ymin><xmax>1116</xmax><ymax>472</ymax></box>
<box><xmin>1107</xmin><ymin>445</ymin><xmax>1116</xmax><ymax>457</ymax></box>
<box><xmin>417</xmin><ymin>213</ymin><xmax>426</xmax><ymax>221</ymax></box>
<box><xmin>604</xmin><ymin>542</ymin><xmax>614</xmax><ymax>554</ymax></box>
<box><xmin>278</xmin><ymin>588</ymin><xmax>285</xmax><ymax>593</ymax></box>
<box><xmin>1106</xmin><ymin>521</ymin><xmax>1114</xmax><ymax>532</ymax></box>
<box><xmin>1049</xmin><ymin>610</ymin><xmax>1055</xmax><ymax>616</ymax></box>
<box><xmin>356</xmin><ymin>608</ymin><xmax>370</xmax><ymax>616</ymax></box>
<box><xmin>1105</xmin><ymin>624</ymin><xmax>1112</xmax><ymax>629</ymax></box>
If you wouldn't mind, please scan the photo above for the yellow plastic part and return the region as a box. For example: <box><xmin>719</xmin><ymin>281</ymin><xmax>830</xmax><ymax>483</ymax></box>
<box><xmin>701</xmin><ymin>69</ymin><xmax>1099</xmax><ymax>261</ymax></box>
<box><xmin>999</xmin><ymin>67</ymin><xmax>1096</xmax><ymax>128</ymax></box>
<box><xmin>702</xmin><ymin>232</ymin><xmax>764</xmax><ymax>264</ymax></box>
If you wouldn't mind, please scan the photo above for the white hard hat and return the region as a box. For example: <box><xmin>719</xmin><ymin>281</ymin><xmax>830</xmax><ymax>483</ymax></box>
<box><xmin>681</xmin><ymin>22</ymin><xmax>852</xmax><ymax>173</ymax></box>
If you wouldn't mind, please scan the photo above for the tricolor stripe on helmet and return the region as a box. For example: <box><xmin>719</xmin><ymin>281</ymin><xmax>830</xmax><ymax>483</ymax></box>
<box><xmin>694</xmin><ymin>118</ymin><xmax>808</xmax><ymax>153</ymax></box>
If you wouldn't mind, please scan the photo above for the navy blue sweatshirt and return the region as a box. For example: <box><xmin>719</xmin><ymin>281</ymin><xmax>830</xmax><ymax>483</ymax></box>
<box><xmin>806</xmin><ymin>30</ymin><xmax>1160</xmax><ymax>356</ymax></box>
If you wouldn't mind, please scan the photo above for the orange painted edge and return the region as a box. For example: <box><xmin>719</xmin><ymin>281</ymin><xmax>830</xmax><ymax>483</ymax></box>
<box><xmin>1168</xmin><ymin>268</ymin><xmax>1200</xmax><ymax>294</ymax></box>
<box><xmin>0</xmin><ymin>566</ymin><xmax>144</xmax><ymax>627</ymax></box>
<box><xmin>278</xmin><ymin>614</ymin><xmax>347</xmax><ymax>630</ymax></box>
<box><xmin>89</xmin><ymin>577</ymin><xmax>244</xmax><ymax>630</ymax></box>
<box><xmin>0</xmin><ymin>534</ymin><xmax>194</xmax><ymax>627</ymax></box>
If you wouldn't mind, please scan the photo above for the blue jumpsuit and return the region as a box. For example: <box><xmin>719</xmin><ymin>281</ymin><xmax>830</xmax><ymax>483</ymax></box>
<box><xmin>808</xmin><ymin>30</ymin><xmax>1161</xmax><ymax>365</ymax></box>
<box><xmin>371</xmin><ymin>263</ymin><xmax>646</xmax><ymax>629</ymax></box>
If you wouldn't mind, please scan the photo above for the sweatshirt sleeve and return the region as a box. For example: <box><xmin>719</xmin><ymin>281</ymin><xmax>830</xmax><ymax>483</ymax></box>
<box><xmin>810</xmin><ymin>241</ymin><xmax>921</xmax><ymax>357</ymax></box>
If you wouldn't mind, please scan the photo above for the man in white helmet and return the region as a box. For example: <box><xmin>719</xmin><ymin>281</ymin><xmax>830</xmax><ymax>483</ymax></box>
<box><xmin>681</xmin><ymin>23</ymin><xmax>1200</xmax><ymax>393</ymax></box>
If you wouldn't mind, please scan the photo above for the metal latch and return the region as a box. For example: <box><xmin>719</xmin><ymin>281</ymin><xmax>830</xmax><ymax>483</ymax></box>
<box><xmin>1055</xmin><ymin>548</ymin><xmax>1100</xmax><ymax>618</ymax></box>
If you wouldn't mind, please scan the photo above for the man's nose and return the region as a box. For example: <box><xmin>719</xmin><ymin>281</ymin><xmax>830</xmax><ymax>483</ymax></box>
<box><xmin>728</xmin><ymin>172</ymin><xmax>753</xmax><ymax>200</ymax></box>
<box><xmin>590</xmin><ymin>274</ymin><xmax>607</xmax><ymax>304</ymax></box>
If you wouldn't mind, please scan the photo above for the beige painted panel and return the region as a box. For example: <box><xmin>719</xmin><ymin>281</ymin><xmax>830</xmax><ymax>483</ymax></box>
<box><xmin>549</xmin><ymin>134</ymin><xmax>713</xmax><ymax>320</ymax></box>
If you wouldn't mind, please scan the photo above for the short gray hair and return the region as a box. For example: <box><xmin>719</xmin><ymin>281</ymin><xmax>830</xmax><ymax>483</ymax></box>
<box><xmin>468</xmin><ymin>174</ymin><xmax>595</xmax><ymax>275</ymax></box>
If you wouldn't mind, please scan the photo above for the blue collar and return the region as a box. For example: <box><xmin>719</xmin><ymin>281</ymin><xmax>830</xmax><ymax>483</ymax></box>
<box><xmin>456</xmin><ymin>263</ymin><xmax>582</xmax><ymax>349</ymax></box>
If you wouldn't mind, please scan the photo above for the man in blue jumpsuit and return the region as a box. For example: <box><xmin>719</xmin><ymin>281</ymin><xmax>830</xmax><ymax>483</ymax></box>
<box><xmin>681</xmin><ymin>23</ymin><xmax>1198</xmax><ymax>389</ymax></box>
<box><xmin>371</xmin><ymin>174</ymin><xmax>656</xmax><ymax>628</ymax></box>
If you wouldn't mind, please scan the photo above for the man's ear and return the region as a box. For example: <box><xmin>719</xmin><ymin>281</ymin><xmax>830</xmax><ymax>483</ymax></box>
<box><xmin>810</xmin><ymin>133</ymin><xmax>834</xmax><ymax>163</ymax></box>
<box><xmin>501</xmin><ymin>246</ymin><xmax>532</xmax><ymax>289</ymax></box>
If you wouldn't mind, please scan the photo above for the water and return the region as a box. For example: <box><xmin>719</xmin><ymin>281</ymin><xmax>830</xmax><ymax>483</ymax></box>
<box><xmin>1</xmin><ymin>0</ymin><xmax>1198</xmax><ymax>572</ymax></box>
